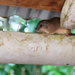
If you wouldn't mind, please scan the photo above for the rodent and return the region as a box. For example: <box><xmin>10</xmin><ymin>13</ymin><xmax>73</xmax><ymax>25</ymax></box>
<box><xmin>35</xmin><ymin>17</ymin><xmax>70</xmax><ymax>35</ymax></box>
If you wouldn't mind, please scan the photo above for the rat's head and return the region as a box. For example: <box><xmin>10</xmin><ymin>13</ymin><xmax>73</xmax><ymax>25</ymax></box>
<box><xmin>35</xmin><ymin>20</ymin><xmax>48</xmax><ymax>33</ymax></box>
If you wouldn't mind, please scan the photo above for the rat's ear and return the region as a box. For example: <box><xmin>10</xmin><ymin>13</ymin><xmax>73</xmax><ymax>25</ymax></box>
<box><xmin>43</xmin><ymin>21</ymin><xmax>47</xmax><ymax>25</ymax></box>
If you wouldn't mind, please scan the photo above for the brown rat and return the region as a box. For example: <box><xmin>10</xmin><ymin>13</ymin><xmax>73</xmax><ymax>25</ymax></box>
<box><xmin>35</xmin><ymin>17</ymin><xmax>70</xmax><ymax>35</ymax></box>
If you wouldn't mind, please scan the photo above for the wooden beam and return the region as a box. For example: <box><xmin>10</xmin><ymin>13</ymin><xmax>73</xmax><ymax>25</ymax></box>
<box><xmin>0</xmin><ymin>0</ymin><xmax>65</xmax><ymax>12</ymax></box>
<box><xmin>0</xmin><ymin>0</ymin><xmax>17</xmax><ymax>6</ymax></box>
<box><xmin>0</xmin><ymin>31</ymin><xmax>75</xmax><ymax>66</ymax></box>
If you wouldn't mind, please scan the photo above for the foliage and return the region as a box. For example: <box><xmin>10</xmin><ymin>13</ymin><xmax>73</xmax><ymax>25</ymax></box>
<box><xmin>0</xmin><ymin>64</ymin><xmax>73</xmax><ymax>75</ymax></box>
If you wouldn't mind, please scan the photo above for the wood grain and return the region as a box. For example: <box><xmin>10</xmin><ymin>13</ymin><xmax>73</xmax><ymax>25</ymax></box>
<box><xmin>0</xmin><ymin>0</ymin><xmax>65</xmax><ymax>12</ymax></box>
<box><xmin>0</xmin><ymin>0</ymin><xmax>17</xmax><ymax>6</ymax></box>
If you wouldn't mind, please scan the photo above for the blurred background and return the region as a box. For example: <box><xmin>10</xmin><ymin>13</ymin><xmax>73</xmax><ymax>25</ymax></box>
<box><xmin>0</xmin><ymin>15</ymin><xmax>75</xmax><ymax>75</ymax></box>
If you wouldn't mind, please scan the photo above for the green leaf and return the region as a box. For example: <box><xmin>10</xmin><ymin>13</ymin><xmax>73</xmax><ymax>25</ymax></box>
<box><xmin>57</xmin><ymin>66</ymin><xmax>73</xmax><ymax>75</ymax></box>
<box><xmin>24</xmin><ymin>65</ymin><xmax>34</xmax><ymax>70</ymax></box>
<box><xmin>14</xmin><ymin>64</ymin><xmax>22</xmax><ymax>75</ymax></box>
<box><xmin>24</xmin><ymin>64</ymin><xmax>34</xmax><ymax>74</ymax></box>
<box><xmin>71</xmin><ymin>29</ymin><xmax>75</xmax><ymax>34</ymax></box>
<box><xmin>8</xmin><ymin>64</ymin><xmax>16</xmax><ymax>69</ymax></box>
<box><xmin>41</xmin><ymin>65</ymin><xmax>55</xmax><ymax>73</ymax></box>
<box><xmin>48</xmin><ymin>70</ymin><xmax>61</xmax><ymax>75</ymax></box>
<box><xmin>0</xmin><ymin>70</ymin><xmax>6</xmax><ymax>75</ymax></box>
<box><xmin>0</xmin><ymin>64</ymin><xmax>4</xmax><ymax>69</ymax></box>
<box><xmin>25</xmin><ymin>18</ymin><xmax>40</xmax><ymax>33</ymax></box>
<box><xmin>4</xmin><ymin>64</ymin><xmax>12</xmax><ymax>73</ymax></box>
<box><xmin>19</xmin><ymin>26</ymin><xmax>25</xmax><ymax>32</ymax></box>
<box><xmin>66</xmin><ymin>66</ymin><xmax>73</xmax><ymax>75</ymax></box>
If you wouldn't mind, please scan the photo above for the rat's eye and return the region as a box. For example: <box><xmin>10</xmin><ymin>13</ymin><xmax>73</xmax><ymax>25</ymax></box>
<box><xmin>40</xmin><ymin>25</ymin><xmax>42</xmax><ymax>28</ymax></box>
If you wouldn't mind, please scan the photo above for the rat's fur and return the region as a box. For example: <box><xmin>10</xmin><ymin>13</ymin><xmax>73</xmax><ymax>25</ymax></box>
<box><xmin>35</xmin><ymin>17</ymin><xmax>70</xmax><ymax>35</ymax></box>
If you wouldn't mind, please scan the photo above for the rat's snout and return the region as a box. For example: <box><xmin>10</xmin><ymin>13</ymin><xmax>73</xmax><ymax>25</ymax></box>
<box><xmin>35</xmin><ymin>27</ymin><xmax>39</xmax><ymax>31</ymax></box>
<box><xmin>35</xmin><ymin>27</ymin><xmax>40</xmax><ymax>32</ymax></box>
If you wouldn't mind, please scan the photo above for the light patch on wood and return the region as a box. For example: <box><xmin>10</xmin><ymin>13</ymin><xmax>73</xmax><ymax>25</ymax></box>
<box><xmin>0</xmin><ymin>41</ymin><xmax>4</xmax><ymax>46</ymax></box>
